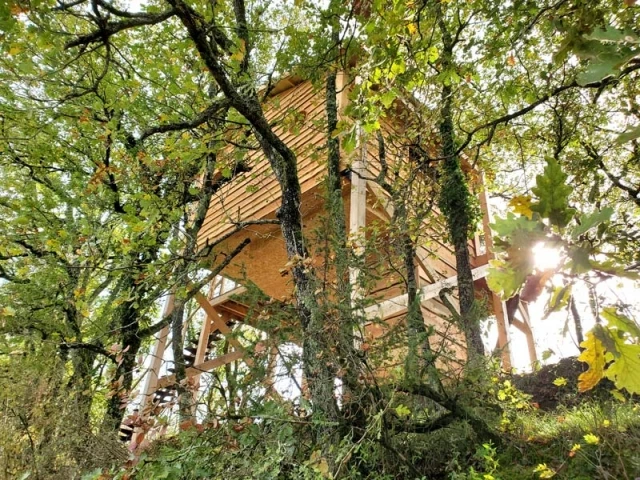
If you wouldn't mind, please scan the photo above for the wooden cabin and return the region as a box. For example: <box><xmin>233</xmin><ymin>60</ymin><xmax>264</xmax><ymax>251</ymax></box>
<box><xmin>136</xmin><ymin>72</ymin><xmax>537</xmax><ymax>423</ymax></box>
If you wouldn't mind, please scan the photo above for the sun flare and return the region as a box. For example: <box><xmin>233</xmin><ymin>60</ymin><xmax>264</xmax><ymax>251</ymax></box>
<box><xmin>532</xmin><ymin>242</ymin><xmax>563</xmax><ymax>271</ymax></box>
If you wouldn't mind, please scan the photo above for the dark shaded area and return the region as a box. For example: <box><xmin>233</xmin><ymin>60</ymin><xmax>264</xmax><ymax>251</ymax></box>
<box><xmin>512</xmin><ymin>357</ymin><xmax>617</xmax><ymax>410</ymax></box>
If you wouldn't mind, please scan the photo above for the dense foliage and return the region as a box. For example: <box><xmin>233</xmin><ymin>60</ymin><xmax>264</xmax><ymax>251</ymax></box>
<box><xmin>0</xmin><ymin>0</ymin><xmax>639</xmax><ymax>478</ymax></box>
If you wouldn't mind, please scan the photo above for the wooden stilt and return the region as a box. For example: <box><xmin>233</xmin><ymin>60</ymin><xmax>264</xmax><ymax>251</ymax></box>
<box><xmin>349</xmin><ymin>131</ymin><xmax>367</xmax><ymax>293</ymax></box>
<box><xmin>478</xmin><ymin>175</ymin><xmax>512</xmax><ymax>370</ymax></box>
<box><xmin>140</xmin><ymin>293</ymin><xmax>174</xmax><ymax>412</ymax></box>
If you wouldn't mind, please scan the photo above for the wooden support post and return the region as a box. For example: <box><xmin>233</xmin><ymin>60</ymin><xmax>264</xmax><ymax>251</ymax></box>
<box><xmin>190</xmin><ymin>308</ymin><xmax>215</xmax><ymax>402</ymax></box>
<box><xmin>141</xmin><ymin>293</ymin><xmax>174</xmax><ymax>412</ymax></box>
<box><xmin>349</xmin><ymin>103</ymin><xmax>368</xmax><ymax>353</ymax></box>
<box><xmin>478</xmin><ymin>176</ymin><xmax>512</xmax><ymax>370</ymax></box>
<box><xmin>349</xmin><ymin>133</ymin><xmax>367</xmax><ymax>299</ymax></box>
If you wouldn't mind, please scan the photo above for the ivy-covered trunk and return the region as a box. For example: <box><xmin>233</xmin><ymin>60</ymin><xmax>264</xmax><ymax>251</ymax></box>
<box><xmin>436</xmin><ymin>6</ymin><xmax>484</xmax><ymax>358</ymax></box>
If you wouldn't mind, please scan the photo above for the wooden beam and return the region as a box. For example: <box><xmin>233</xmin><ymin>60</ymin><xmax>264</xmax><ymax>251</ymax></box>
<box><xmin>200</xmin><ymin>285</ymin><xmax>247</xmax><ymax>308</ymax></box>
<box><xmin>478</xmin><ymin>174</ymin><xmax>512</xmax><ymax>370</ymax></box>
<box><xmin>336</xmin><ymin>70</ymin><xmax>350</xmax><ymax>117</ymax></box>
<box><xmin>156</xmin><ymin>351</ymin><xmax>244</xmax><ymax>389</ymax></box>
<box><xmin>366</xmin><ymin>181</ymin><xmax>394</xmax><ymax>219</ymax></box>
<box><xmin>194</xmin><ymin>308</ymin><xmax>214</xmax><ymax>369</ymax></box>
<box><xmin>194</xmin><ymin>292</ymin><xmax>246</xmax><ymax>355</ymax></box>
<box><xmin>364</xmin><ymin>264</ymin><xmax>489</xmax><ymax>320</ymax></box>
<box><xmin>140</xmin><ymin>294</ymin><xmax>174</xmax><ymax>410</ymax></box>
<box><xmin>349</xmin><ymin>134</ymin><xmax>367</xmax><ymax>248</ymax></box>
<box><xmin>195</xmin><ymin>287</ymin><xmax>253</xmax><ymax>366</ymax></box>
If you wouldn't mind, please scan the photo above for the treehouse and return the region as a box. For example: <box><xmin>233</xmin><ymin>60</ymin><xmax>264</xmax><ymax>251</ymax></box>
<box><xmin>136</xmin><ymin>72</ymin><xmax>538</xmax><ymax>426</ymax></box>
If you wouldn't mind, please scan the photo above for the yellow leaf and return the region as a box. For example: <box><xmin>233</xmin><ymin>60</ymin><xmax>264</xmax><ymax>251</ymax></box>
<box><xmin>583</xmin><ymin>433</ymin><xmax>599</xmax><ymax>445</ymax></box>
<box><xmin>231</xmin><ymin>39</ymin><xmax>246</xmax><ymax>62</ymax></box>
<box><xmin>9</xmin><ymin>45</ymin><xmax>21</xmax><ymax>56</ymax></box>
<box><xmin>407</xmin><ymin>23</ymin><xmax>417</xmax><ymax>36</ymax></box>
<box><xmin>509</xmin><ymin>195</ymin><xmax>533</xmax><ymax>219</ymax></box>
<box><xmin>316</xmin><ymin>457</ymin><xmax>330</xmax><ymax>478</ymax></box>
<box><xmin>553</xmin><ymin>377</ymin><xmax>567</xmax><ymax>387</ymax></box>
<box><xmin>578</xmin><ymin>332</ymin><xmax>606</xmax><ymax>392</ymax></box>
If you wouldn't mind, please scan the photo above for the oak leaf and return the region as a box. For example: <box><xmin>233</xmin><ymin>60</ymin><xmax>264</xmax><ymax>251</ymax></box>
<box><xmin>577</xmin><ymin>332</ymin><xmax>606</xmax><ymax>392</ymax></box>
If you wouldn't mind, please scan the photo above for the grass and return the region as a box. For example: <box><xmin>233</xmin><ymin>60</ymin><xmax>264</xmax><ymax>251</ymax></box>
<box><xmin>492</xmin><ymin>401</ymin><xmax>640</xmax><ymax>479</ymax></box>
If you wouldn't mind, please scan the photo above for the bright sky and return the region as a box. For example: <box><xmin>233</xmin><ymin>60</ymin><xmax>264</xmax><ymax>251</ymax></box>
<box><xmin>495</xmin><ymin>244</ymin><xmax>640</xmax><ymax>372</ymax></box>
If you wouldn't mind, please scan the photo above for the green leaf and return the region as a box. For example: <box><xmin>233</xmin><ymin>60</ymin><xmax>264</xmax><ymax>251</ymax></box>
<box><xmin>567</xmin><ymin>246</ymin><xmax>592</xmax><ymax>274</ymax></box>
<box><xmin>602</xmin><ymin>307</ymin><xmax>640</xmax><ymax>340</ymax></box>
<box><xmin>571</xmin><ymin>207</ymin><xmax>613</xmax><ymax>239</ymax></box>
<box><xmin>530</xmin><ymin>157</ymin><xmax>575</xmax><ymax>228</ymax></box>
<box><xmin>576</xmin><ymin>46</ymin><xmax>640</xmax><ymax>86</ymax></box>
<box><xmin>616</xmin><ymin>125</ymin><xmax>640</xmax><ymax>144</ymax></box>
<box><xmin>544</xmin><ymin>285</ymin><xmax>571</xmax><ymax>318</ymax></box>
<box><xmin>342</xmin><ymin>130</ymin><xmax>357</xmax><ymax>154</ymax></box>
<box><xmin>395</xmin><ymin>404</ymin><xmax>411</xmax><ymax>417</ymax></box>
<box><xmin>487</xmin><ymin>258</ymin><xmax>528</xmax><ymax>300</ymax></box>
<box><xmin>362</xmin><ymin>120</ymin><xmax>380</xmax><ymax>134</ymax></box>
<box><xmin>586</xmin><ymin>26</ymin><xmax>639</xmax><ymax>44</ymax></box>
<box><xmin>490</xmin><ymin>212</ymin><xmax>543</xmax><ymax>239</ymax></box>
<box><xmin>380</xmin><ymin>91</ymin><xmax>396</xmax><ymax>108</ymax></box>
<box><xmin>604</xmin><ymin>342</ymin><xmax>640</xmax><ymax>394</ymax></box>
<box><xmin>610</xmin><ymin>389</ymin><xmax>626</xmax><ymax>403</ymax></box>
<box><xmin>541</xmin><ymin>349</ymin><xmax>555</xmax><ymax>361</ymax></box>
<box><xmin>577</xmin><ymin>58</ymin><xmax>619</xmax><ymax>85</ymax></box>
<box><xmin>427</xmin><ymin>46</ymin><xmax>439</xmax><ymax>63</ymax></box>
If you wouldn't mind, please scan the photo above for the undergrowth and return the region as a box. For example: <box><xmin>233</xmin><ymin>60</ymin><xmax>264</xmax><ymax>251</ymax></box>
<box><xmin>83</xmin><ymin>392</ymin><xmax>640</xmax><ymax>480</ymax></box>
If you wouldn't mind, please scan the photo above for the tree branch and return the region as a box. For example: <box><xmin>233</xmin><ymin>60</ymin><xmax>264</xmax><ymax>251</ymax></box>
<box><xmin>128</xmin><ymin>98</ymin><xmax>231</xmax><ymax>147</ymax></box>
<box><xmin>456</xmin><ymin>63</ymin><xmax>640</xmax><ymax>156</ymax></box>
<box><xmin>61</xmin><ymin>341</ymin><xmax>116</xmax><ymax>362</ymax></box>
<box><xmin>65</xmin><ymin>10</ymin><xmax>176</xmax><ymax>49</ymax></box>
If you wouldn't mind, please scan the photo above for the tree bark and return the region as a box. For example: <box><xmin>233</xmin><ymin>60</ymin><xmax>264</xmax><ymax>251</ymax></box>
<box><xmin>325</xmin><ymin>65</ymin><xmax>369</xmax><ymax>431</ymax></box>
<box><xmin>436</xmin><ymin>4</ymin><xmax>484</xmax><ymax>358</ymax></box>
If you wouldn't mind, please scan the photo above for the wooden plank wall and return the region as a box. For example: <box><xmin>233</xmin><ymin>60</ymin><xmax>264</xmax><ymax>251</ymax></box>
<box><xmin>198</xmin><ymin>79</ymin><xmax>328</xmax><ymax>247</ymax></box>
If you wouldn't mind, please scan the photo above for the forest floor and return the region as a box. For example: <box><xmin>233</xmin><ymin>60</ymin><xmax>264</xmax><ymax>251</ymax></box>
<box><xmin>87</xmin><ymin>359</ymin><xmax>640</xmax><ymax>480</ymax></box>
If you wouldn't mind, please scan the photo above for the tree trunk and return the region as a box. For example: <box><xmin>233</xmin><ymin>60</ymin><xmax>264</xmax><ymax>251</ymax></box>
<box><xmin>104</xmin><ymin>277</ymin><xmax>143</xmax><ymax>431</ymax></box>
<box><xmin>325</xmin><ymin>66</ymin><xmax>369</xmax><ymax>431</ymax></box>
<box><xmin>401</xmin><ymin>233</ymin><xmax>438</xmax><ymax>387</ymax></box>
<box><xmin>570</xmin><ymin>295</ymin><xmax>585</xmax><ymax>346</ymax></box>
<box><xmin>436</xmin><ymin>6</ymin><xmax>484</xmax><ymax>358</ymax></box>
